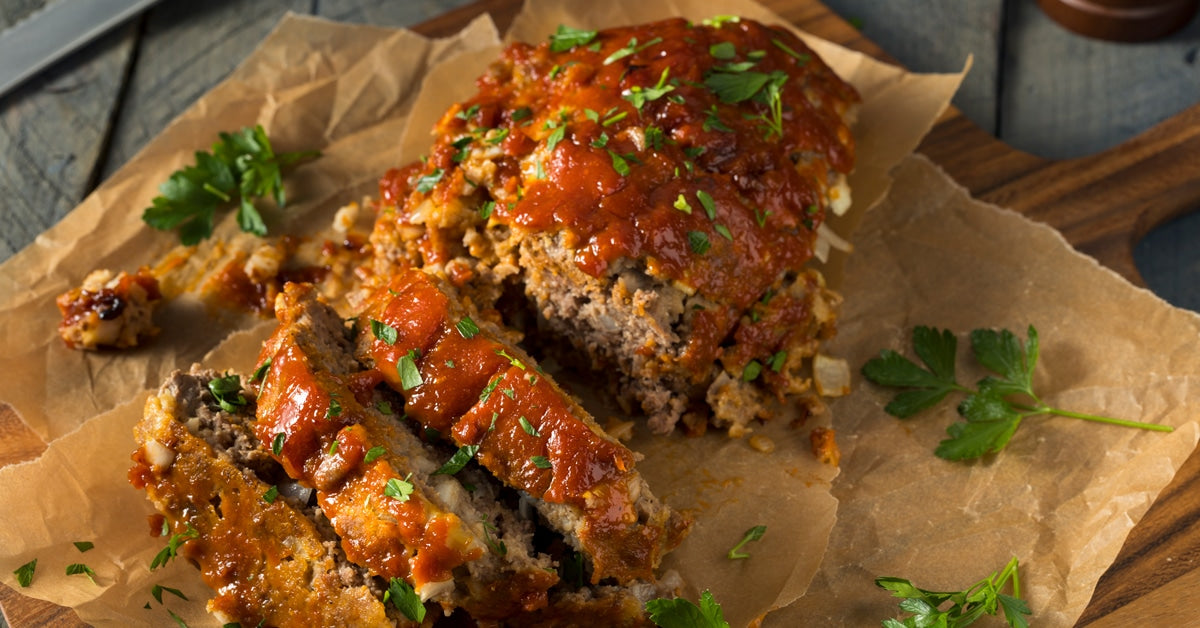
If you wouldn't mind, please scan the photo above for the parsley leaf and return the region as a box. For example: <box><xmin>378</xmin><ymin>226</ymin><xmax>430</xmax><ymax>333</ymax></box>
<box><xmin>151</xmin><ymin>524</ymin><xmax>198</xmax><ymax>570</ymax></box>
<box><xmin>384</xmin><ymin>475</ymin><xmax>415</xmax><ymax>502</ymax></box>
<box><xmin>877</xmin><ymin>557</ymin><xmax>1031</xmax><ymax>628</ymax></box>
<box><xmin>142</xmin><ymin>125</ymin><xmax>318</xmax><ymax>245</ymax></box>
<box><xmin>727</xmin><ymin>525</ymin><xmax>766</xmax><ymax>559</ymax></box>
<box><xmin>549</xmin><ymin>24</ymin><xmax>598</xmax><ymax>52</ymax></box>
<box><xmin>207</xmin><ymin>374</ymin><xmax>247</xmax><ymax>413</ymax></box>
<box><xmin>13</xmin><ymin>559</ymin><xmax>35</xmax><ymax>587</ymax></box>
<box><xmin>622</xmin><ymin>68</ymin><xmax>675</xmax><ymax>111</ymax></box>
<box><xmin>433</xmin><ymin>445</ymin><xmax>480</xmax><ymax>475</ymax></box>
<box><xmin>371</xmin><ymin>319</ymin><xmax>398</xmax><ymax>345</ymax></box>
<box><xmin>364</xmin><ymin>446</ymin><xmax>387</xmax><ymax>463</ymax></box>
<box><xmin>863</xmin><ymin>325</ymin><xmax>1173</xmax><ymax>460</ymax></box>
<box><xmin>385</xmin><ymin>577</ymin><xmax>426</xmax><ymax>622</ymax></box>
<box><xmin>397</xmin><ymin>349</ymin><xmax>423</xmax><ymax>390</ymax></box>
<box><xmin>65</xmin><ymin>563</ymin><xmax>97</xmax><ymax>585</ymax></box>
<box><xmin>645</xmin><ymin>590</ymin><xmax>730</xmax><ymax>628</ymax></box>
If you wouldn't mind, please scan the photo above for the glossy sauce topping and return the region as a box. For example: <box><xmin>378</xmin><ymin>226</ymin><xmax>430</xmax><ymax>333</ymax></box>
<box><xmin>387</xmin><ymin>17</ymin><xmax>858</xmax><ymax>312</ymax></box>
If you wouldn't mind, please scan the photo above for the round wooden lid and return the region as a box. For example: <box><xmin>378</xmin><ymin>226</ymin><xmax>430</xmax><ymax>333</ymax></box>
<box><xmin>1037</xmin><ymin>0</ymin><xmax>1198</xmax><ymax>41</ymax></box>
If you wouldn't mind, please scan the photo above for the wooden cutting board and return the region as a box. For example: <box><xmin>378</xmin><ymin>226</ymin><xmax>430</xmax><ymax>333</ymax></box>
<box><xmin>4</xmin><ymin>0</ymin><xmax>1199</xmax><ymax>625</ymax></box>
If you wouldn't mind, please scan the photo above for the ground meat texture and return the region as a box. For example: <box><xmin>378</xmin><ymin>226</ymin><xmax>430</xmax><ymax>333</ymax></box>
<box><xmin>369</xmin><ymin>17</ymin><xmax>857</xmax><ymax>435</ymax></box>
<box><xmin>254</xmin><ymin>282</ymin><xmax>561</xmax><ymax>618</ymax></box>
<box><xmin>129</xmin><ymin>369</ymin><xmax>399</xmax><ymax>627</ymax></box>
<box><xmin>354</xmin><ymin>270</ymin><xmax>689</xmax><ymax>584</ymax></box>
<box><xmin>57</xmin><ymin>268</ymin><xmax>161</xmax><ymax>350</ymax></box>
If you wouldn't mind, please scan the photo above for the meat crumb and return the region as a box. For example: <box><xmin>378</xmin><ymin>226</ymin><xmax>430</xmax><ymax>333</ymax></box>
<box><xmin>56</xmin><ymin>268</ymin><xmax>162</xmax><ymax>350</ymax></box>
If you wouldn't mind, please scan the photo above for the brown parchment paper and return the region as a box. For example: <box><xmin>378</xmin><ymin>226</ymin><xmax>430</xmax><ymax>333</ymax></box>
<box><xmin>0</xmin><ymin>1</ymin><xmax>990</xmax><ymax>627</ymax></box>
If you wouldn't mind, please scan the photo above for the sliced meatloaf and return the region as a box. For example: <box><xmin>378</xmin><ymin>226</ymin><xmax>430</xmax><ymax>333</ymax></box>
<box><xmin>369</xmin><ymin>16</ymin><xmax>857</xmax><ymax>435</ymax></box>
<box><xmin>353</xmin><ymin>269</ymin><xmax>690</xmax><ymax>584</ymax></box>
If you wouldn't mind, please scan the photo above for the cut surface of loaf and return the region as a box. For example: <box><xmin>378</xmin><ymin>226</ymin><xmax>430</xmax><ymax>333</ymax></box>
<box><xmin>370</xmin><ymin>16</ymin><xmax>858</xmax><ymax>434</ymax></box>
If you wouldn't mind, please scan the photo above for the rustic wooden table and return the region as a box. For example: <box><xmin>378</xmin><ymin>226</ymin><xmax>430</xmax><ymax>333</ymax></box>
<box><xmin>1</xmin><ymin>0</ymin><xmax>1199</xmax><ymax>626</ymax></box>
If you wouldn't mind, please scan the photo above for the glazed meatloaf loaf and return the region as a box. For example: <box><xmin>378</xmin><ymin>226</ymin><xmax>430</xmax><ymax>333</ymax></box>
<box><xmin>369</xmin><ymin>17</ymin><xmax>859</xmax><ymax>435</ymax></box>
<box><xmin>131</xmin><ymin>278</ymin><xmax>686</xmax><ymax>626</ymax></box>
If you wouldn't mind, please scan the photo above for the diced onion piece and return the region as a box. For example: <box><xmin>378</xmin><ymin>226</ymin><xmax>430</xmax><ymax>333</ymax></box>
<box><xmin>417</xmin><ymin>578</ymin><xmax>455</xmax><ymax>602</ymax></box>
<box><xmin>813</xmin><ymin>353</ymin><xmax>850</xmax><ymax>397</ymax></box>
<box><xmin>144</xmin><ymin>439</ymin><xmax>176</xmax><ymax>470</ymax></box>
<box><xmin>813</xmin><ymin>222</ymin><xmax>853</xmax><ymax>263</ymax></box>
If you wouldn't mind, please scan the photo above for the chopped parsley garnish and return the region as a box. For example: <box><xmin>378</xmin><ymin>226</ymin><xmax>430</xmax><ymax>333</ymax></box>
<box><xmin>742</xmin><ymin>360</ymin><xmax>763</xmax><ymax>382</ymax></box>
<box><xmin>645</xmin><ymin>590</ymin><xmax>730</xmax><ymax>628</ymax></box>
<box><xmin>727</xmin><ymin>525</ymin><xmax>766</xmax><ymax>559</ymax></box>
<box><xmin>602</xmin><ymin>110</ymin><xmax>628</xmax><ymax>126</ymax></box>
<box><xmin>531</xmin><ymin>455</ymin><xmax>552</xmax><ymax>469</ymax></box>
<box><xmin>714</xmin><ymin>224</ymin><xmax>733</xmax><ymax>241</ymax></box>
<box><xmin>754</xmin><ymin>207</ymin><xmax>771</xmax><ymax>227</ymax></box>
<box><xmin>511</xmin><ymin>107</ymin><xmax>533</xmax><ymax>122</ymax></box>
<box><xmin>385</xmin><ymin>577</ymin><xmax>427</xmax><ymax>622</ymax></box>
<box><xmin>433</xmin><ymin>445</ymin><xmax>480</xmax><ymax>475</ymax></box>
<box><xmin>877</xmin><ymin>557</ymin><xmax>1030</xmax><ymax>628</ymax></box>
<box><xmin>207</xmin><ymin>374</ymin><xmax>247</xmax><ymax>413</ymax></box>
<box><xmin>328</xmin><ymin>439</ymin><xmax>339</xmax><ymax>455</ymax></box>
<box><xmin>325</xmin><ymin>397</ymin><xmax>342</xmax><ymax>419</ymax></box>
<box><xmin>415</xmin><ymin>168</ymin><xmax>444</xmax><ymax>194</ymax></box>
<box><xmin>371</xmin><ymin>319</ymin><xmax>398</xmax><ymax>345</ymax></box>
<box><xmin>545</xmin><ymin>123</ymin><xmax>567</xmax><ymax>152</ymax></box>
<box><xmin>250</xmin><ymin>358</ymin><xmax>272</xmax><ymax>382</ymax></box>
<box><xmin>674</xmin><ymin>194</ymin><xmax>693</xmax><ymax>214</ymax></box>
<box><xmin>485</xmin><ymin>127</ymin><xmax>510</xmax><ymax>145</ymax></box>
<box><xmin>695</xmin><ymin>190</ymin><xmax>717</xmax><ymax>219</ymax></box>
<box><xmin>65</xmin><ymin>563</ymin><xmax>97</xmax><ymax>584</ymax></box>
<box><xmin>480</xmin><ymin>515</ymin><xmax>507</xmax><ymax>556</ymax></box>
<box><xmin>771</xmin><ymin>38</ymin><xmax>811</xmax><ymax>64</ymax></box>
<box><xmin>263</xmin><ymin>485</ymin><xmax>279</xmax><ymax>503</ymax></box>
<box><xmin>603</xmin><ymin>36</ymin><xmax>664</xmax><ymax>65</ymax></box>
<box><xmin>479</xmin><ymin>200</ymin><xmax>495</xmax><ymax>220</ymax></box>
<box><xmin>688</xmin><ymin>231</ymin><xmax>711</xmax><ymax>255</ymax></box>
<box><xmin>152</xmin><ymin>584</ymin><xmax>189</xmax><ymax>603</ymax></box>
<box><xmin>622</xmin><ymin>68</ymin><xmax>675</xmax><ymax>111</ymax></box>
<box><xmin>645</xmin><ymin>125</ymin><xmax>666</xmax><ymax>150</ymax></box>
<box><xmin>769</xmin><ymin>350</ymin><xmax>788</xmax><ymax>372</ymax></box>
<box><xmin>704</xmin><ymin>70</ymin><xmax>779</xmax><ymax>104</ymax></box>
<box><xmin>141</xmin><ymin>125</ymin><xmax>319</xmax><ymax>245</ymax></box>
<box><xmin>709</xmin><ymin>41</ymin><xmax>737</xmax><ymax>60</ymax></box>
<box><xmin>13</xmin><ymin>559</ymin><xmax>35</xmax><ymax>587</ymax></box>
<box><xmin>151</xmin><ymin>524</ymin><xmax>198</xmax><ymax>570</ymax></box>
<box><xmin>479</xmin><ymin>376</ymin><xmax>502</xmax><ymax>403</ymax></box>
<box><xmin>591</xmin><ymin>132</ymin><xmax>610</xmax><ymax>148</ymax></box>
<box><xmin>548</xmin><ymin>24</ymin><xmax>598</xmax><ymax>52</ymax></box>
<box><xmin>703</xmin><ymin>105</ymin><xmax>733</xmax><ymax>133</ymax></box>
<box><xmin>456</xmin><ymin>104</ymin><xmax>479</xmax><ymax>121</ymax></box>
<box><xmin>397</xmin><ymin>349</ymin><xmax>423</xmax><ymax>391</ymax></box>
<box><xmin>384</xmin><ymin>474</ymin><xmax>415</xmax><ymax>502</ymax></box>
<box><xmin>519</xmin><ymin>416</ymin><xmax>541</xmax><ymax>437</ymax></box>
<box><xmin>495</xmin><ymin>348</ymin><xmax>526</xmax><ymax>369</ymax></box>
<box><xmin>271</xmin><ymin>432</ymin><xmax>285</xmax><ymax>455</ymax></box>
<box><xmin>608</xmin><ymin>150</ymin><xmax>632</xmax><ymax>176</ymax></box>
<box><xmin>456</xmin><ymin>316</ymin><xmax>480</xmax><ymax>339</ymax></box>
<box><xmin>445</xmin><ymin>359</ymin><xmax>456</xmax><ymax>368</ymax></box>
<box><xmin>364</xmin><ymin>446</ymin><xmax>387</xmax><ymax>463</ymax></box>
<box><xmin>73</xmin><ymin>541</ymin><xmax>94</xmax><ymax>553</ymax></box>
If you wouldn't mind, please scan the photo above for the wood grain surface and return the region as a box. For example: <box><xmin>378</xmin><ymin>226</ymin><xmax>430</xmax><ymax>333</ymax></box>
<box><xmin>3</xmin><ymin>0</ymin><xmax>1200</xmax><ymax>626</ymax></box>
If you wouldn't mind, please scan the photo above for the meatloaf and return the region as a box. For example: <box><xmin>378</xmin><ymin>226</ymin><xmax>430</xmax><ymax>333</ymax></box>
<box><xmin>369</xmin><ymin>16</ymin><xmax>858</xmax><ymax>435</ymax></box>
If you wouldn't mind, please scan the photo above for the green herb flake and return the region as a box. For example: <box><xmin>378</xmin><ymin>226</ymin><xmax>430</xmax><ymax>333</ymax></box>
<box><xmin>502</xmin><ymin>387</ymin><xmax>516</xmax><ymax>400</ymax></box>
<box><xmin>454</xmin><ymin>315</ymin><xmax>480</xmax><ymax>339</ymax></box>
<box><xmin>480</xmin><ymin>515</ymin><xmax>507</xmax><ymax>556</ymax></box>
<box><xmin>645</xmin><ymin>590</ymin><xmax>730</xmax><ymax>628</ymax></box>
<box><xmin>384</xmin><ymin>475</ymin><xmax>415</xmax><ymax>502</ymax></box>
<box><xmin>695</xmin><ymin>190</ymin><xmax>718</xmax><ymax>219</ymax></box>
<box><xmin>479</xmin><ymin>200</ymin><xmax>495</xmax><ymax>220</ymax></box>
<box><xmin>688</xmin><ymin>231</ymin><xmax>711</xmax><ymax>255</ymax></box>
<box><xmin>531</xmin><ymin>455</ymin><xmax>552</xmax><ymax>469</ymax></box>
<box><xmin>152</xmin><ymin>584</ymin><xmax>189</xmax><ymax>604</ymax></box>
<box><xmin>546</xmin><ymin>124</ymin><xmax>567</xmax><ymax>152</ymax></box>
<box><xmin>325</xmin><ymin>397</ymin><xmax>342</xmax><ymax>419</ymax></box>
<box><xmin>415</xmin><ymin>168</ymin><xmax>444</xmax><ymax>194</ymax></box>
<box><xmin>495</xmin><ymin>348</ymin><xmax>526</xmax><ymax>370</ymax></box>
<box><xmin>727</xmin><ymin>525</ymin><xmax>766</xmax><ymax>559</ymax></box>
<box><xmin>608</xmin><ymin>150</ymin><xmax>631</xmax><ymax>176</ymax></box>
<box><xmin>591</xmin><ymin>132</ymin><xmax>610</xmax><ymax>149</ymax></box>
<box><xmin>376</xmin><ymin>400</ymin><xmax>393</xmax><ymax>415</ymax></box>
<box><xmin>709</xmin><ymin>41</ymin><xmax>737</xmax><ymax>60</ymax></box>
<box><xmin>769</xmin><ymin>350</ymin><xmax>788</xmax><ymax>373</ymax></box>
<box><xmin>386</xmin><ymin>577</ymin><xmax>427</xmax><ymax>622</ymax></box>
<box><xmin>703</xmin><ymin>106</ymin><xmax>733</xmax><ymax>133</ymax></box>
<box><xmin>272</xmin><ymin>432</ymin><xmax>285</xmax><ymax>456</ymax></box>
<box><xmin>397</xmin><ymin>350</ymin><xmax>423</xmax><ymax>391</ymax></box>
<box><xmin>207</xmin><ymin>374</ymin><xmax>247</xmax><ymax>413</ymax></box>
<box><xmin>433</xmin><ymin>445</ymin><xmax>481</xmax><ymax>475</ymax></box>
<box><xmin>263</xmin><ymin>485</ymin><xmax>279</xmax><ymax>504</ymax></box>
<box><xmin>622</xmin><ymin>68</ymin><xmax>675</xmax><ymax>111</ymax></box>
<box><xmin>250</xmin><ymin>357</ymin><xmax>272</xmax><ymax>382</ymax></box>
<box><xmin>480</xmin><ymin>376</ymin><xmax>502</xmax><ymax>403</ymax></box>
<box><xmin>770</xmin><ymin>38</ymin><xmax>811</xmax><ymax>64</ymax></box>
<box><xmin>13</xmin><ymin>559</ymin><xmax>36</xmax><ymax>588</ymax></box>
<box><xmin>548</xmin><ymin>24</ymin><xmax>598</xmax><ymax>52</ymax></box>
<box><xmin>485</xmin><ymin>127</ymin><xmax>510</xmax><ymax>145</ymax></box>
<box><xmin>456</xmin><ymin>104</ymin><xmax>480</xmax><ymax>121</ymax></box>
<box><xmin>445</xmin><ymin>359</ymin><xmax>456</xmax><ymax>368</ymax></box>
<box><xmin>519</xmin><ymin>416</ymin><xmax>542</xmax><ymax>437</ymax></box>
<box><xmin>511</xmin><ymin>107</ymin><xmax>533</xmax><ymax>122</ymax></box>
<box><xmin>151</xmin><ymin>525</ymin><xmax>199</xmax><ymax>571</ymax></box>
<box><xmin>603</xmin><ymin>36</ymin><xmax>663</xmax><ymax>66</ymax></box>
<box><xmin>66</xmin><ymin>563</ymin><xmax>98</xmax><ymax>584</ymax></box>
<box><xmin>364</xmin><ymin>446</ymin><xmax>387</xmax><ymax>463</ymax></box>
<box><xmin>73</xmin><ymin>541</ymin><xmax>95</xmax><ymax>553</ymax></box>
<box><xmin>674</xmin><ymin>194</ymin><xmax>693</xmax><ymax>214</ymax></box>
<box><xmin>602</xmin><ymin>111</ymin><xmax>628</xmax><ymax>127</ymax></box>
<box><xmin>584</xmin><ymin>108</ymin><xmax>600</xmax><ymax>122</ymax></box>
<box><xmin>742</xmin><ymin>360</ymin><xmax>763</xmax><ymax>382</ymax></box>
<box><xmin>714</xmin><ymin>224</ymin><xmax>733</xmax><ymax>241</ymax></box>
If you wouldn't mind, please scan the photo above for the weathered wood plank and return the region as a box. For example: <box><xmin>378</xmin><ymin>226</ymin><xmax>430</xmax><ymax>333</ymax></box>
<box><xmin>1000</xmin><ymin>2</ymin><xmax>1200</xmax><ymax>160</ymax></box>
<box><xmin>98</xmin><ymin>0</ymin><xmax>311</xmax><ymax>180</ymax></box>
<box><xmin>0</xmin><ymin>23</ymin><xmax>137</xmax><ymax>262</ymax></box>
<box><xmin>822</xmin><ymin>0</ymin><xmax>1003</xmax><ymax>134</ymax></box>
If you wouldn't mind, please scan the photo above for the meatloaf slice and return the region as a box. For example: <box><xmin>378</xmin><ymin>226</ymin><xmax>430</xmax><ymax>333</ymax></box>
<box><xmin>129</xmin><ymin>369</ymin><xmax>399</xmax><ymax>627</ymax></box>
<box><xmin>253</xmin><ymin>281</ymin><xmax>561</xmax><ymax>618</ymax></box>
<box><xmin>369</xmin><ymin>16</ymin><xmax>857</xmax><ymax>435</ymax></box>
<box><xmin>354</xmin><ymin>268</ymin><xmax>689</xmax><ymax>584</ymax></box>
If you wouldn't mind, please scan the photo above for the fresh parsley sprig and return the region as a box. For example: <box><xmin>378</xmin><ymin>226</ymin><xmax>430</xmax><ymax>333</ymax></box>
<box><xmin>142</xmin><ymin>125</ymin><xmax>319</xmax><ymax>245</ymax></box>
<box><xmin>876</xmin><ymin>557</ymin><xmax>1031</xmax><ymax>628</ymax></box>
<box><xmin>645</xmin><ymin>590</ymin><xmax>730</xmax><ymax>628</ymax></box>
<box><xmin>862</xmin><ymin>325</ymin><xmax>1173</xmax><ymax>460</ymax></box>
